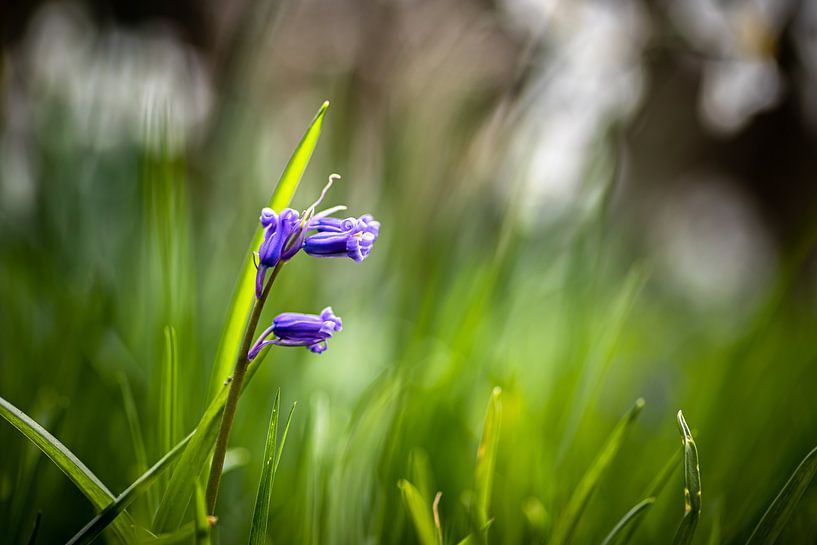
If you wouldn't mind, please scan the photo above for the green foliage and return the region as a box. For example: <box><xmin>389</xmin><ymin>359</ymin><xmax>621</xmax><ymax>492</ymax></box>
<box><xmin>398</xmin><ymin>479</ymin><xmax>438</xmax><ymax>545</ymax></box>
<box><xmin>0</xmin><ymin>395</ymin><xmax>135</xmax><ymax>542</ymax></box>
<box><xmin>5</xmin><ymin>74</ymin><xmax>817</xmax><ymax>545</ymax></box>
<box><xmin>248</xmin><ymin>389</ymin><xmax>296</xmax><ymax>545</ymax></box>
<box><xmin>673</xmin><ymin>411</ymin><xmax>701</xmax><ymax>545</ymax></box>
<box><xmin>474</xmin><ymin>387</ymin><xmax>502</xmax><ymax>529</ymax></box>
<box><xmin>66</xmin><ymin>433</ymin><xmax>192</xmax><ymax>545</ymax></box>
<box><xmin>153</xmin><ymin>358</ymin><xmax>263</xmax><ymax>532</ymax></box>
<box><xmin>600</xmin><ymin>497</ymin><xmax>655</xmax><ymax>545</ymax></box>
<box><xmin>746</xmin><ymin>445</ymin><xmax>817</xmax><ymax>545</ymax></box>
<box><xmin>207</xmin><ymin>101</ymin><xmax>330</xmax><ymax>397</ymax></box>
<box><xmin>550</xmin><ymin>399</ymin><xmax>645</xmax><ymax>545</ymax></box>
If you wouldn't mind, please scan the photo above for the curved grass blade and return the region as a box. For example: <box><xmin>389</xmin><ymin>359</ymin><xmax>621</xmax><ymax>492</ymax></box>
<box><xmin>672</xmin><ymin>411</ymin><xmax>701</xmax><ymax>545</ymax></box>
<box><xmin>0</xmin><ymin>395</ymin><xmax>135</xmax><ymax>542</ymax></box>
<box><xmin>248</xmin><ymin>390</ymin><xmax>297</xmax><ymax>545</ymax></box>
<box><xmin>600</xmin><ymin>497</ymin><xmax>655</xmax><ymax>545</ymax></box>
<box><xmin>154</xmin><ymin>356</ymin><xmax>263</xmax><ymax>532</ymax></box>
<box><xmin>207</xmin><ymin>101</ymin><xmax>330</xmax><ymax>397</ymax></box>
<box><xmin>474</xmin><ymin>387</ymin><xmax>502</xmax><ymax>528</ymax></box>
<box><xmin>398</xmin><ymin>479</ymin><xmax>438</xmax><ymax>545</ymax></box>
<box><xmin>66</xmin><ymin>432</ymin><xmax>193</xmax><ymax>545</ymax></box>
<box><xmin>550</xmin><ymin>398</ymin><xmax>645</xmax><ymax>545</ymax></box>
<box><xmin>745</xmin><ymin>444</ymin><xmax>817</xmax><ymax>545</ymax></box>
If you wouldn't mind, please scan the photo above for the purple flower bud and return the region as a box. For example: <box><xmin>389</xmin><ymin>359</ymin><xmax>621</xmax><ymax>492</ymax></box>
<box><xmin>304</xmin><ymin>215</ymin><xmax>380</xmax><ymax>262</ymax></box>
<box><xmin>255</xmin><ymin>207</ymin><xmax>302</xmax><ymax>297</ymax></box>
<box><xmin>248</xmin><ymin>307</ymin><xmax>343</xmax><ymax>359</ymax></box>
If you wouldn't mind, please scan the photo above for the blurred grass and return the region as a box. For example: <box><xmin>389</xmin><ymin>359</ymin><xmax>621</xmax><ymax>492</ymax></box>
<box><xmin>3</xmin><ymin>6</ymin><xmax>817</xmax><ymax>545</ymax></box>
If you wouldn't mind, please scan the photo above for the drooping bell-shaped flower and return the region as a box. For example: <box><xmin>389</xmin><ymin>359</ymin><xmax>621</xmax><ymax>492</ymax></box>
<box><xmin>255</xmin><ymin>207</ymin><xmax>301</xmax><ymax>297</ymax></box>
<box><xmin>303</xmin><ymin>214</ymin><xmax>380</xmax><ymax>262</ymax></box>
<box><xmin>248</xmin><ymin>307</ymin><xmax>343</xmax><ymax>359</ymax></box>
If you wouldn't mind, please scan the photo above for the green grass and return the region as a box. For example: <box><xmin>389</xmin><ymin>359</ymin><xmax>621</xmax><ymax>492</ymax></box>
<box><xmin>3</xmin><ymin>66</ymin><xmax>817</xmax><ymax>545</ymax></box>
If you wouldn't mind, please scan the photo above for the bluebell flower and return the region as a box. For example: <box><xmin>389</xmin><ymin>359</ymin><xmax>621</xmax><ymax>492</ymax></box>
<box><xmin>304</xmin><ymin>214</ymin><xmax>380</xmax><ymax>262</ymax></box>
<box><xmin>248</xmin><ymin>307</ymin><xmax>343</xmax><ymax>359</ymax></box>
<box><xmin>255</xmin><ymin>207</ymin><xmax>301</xmax><ymax>297</ymax></box>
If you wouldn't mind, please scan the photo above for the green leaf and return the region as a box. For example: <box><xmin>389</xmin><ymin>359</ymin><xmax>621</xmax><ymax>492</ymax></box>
<box><xmin>550</xmin><ymin>398</ymin><xmax>645</xmax><ymax>545</ymax></box>
<box><xmin>66</xmin><ymin>432</ymin><xmax>193</xmax><ymax>545</ymax></box>
<box><xmin>160</xmin><ymin>326</ymin><xmax>180</xmax><ymax>457</ymax></box>
<box><xmin>672</xmin><ymin>410</ymin><xmax>701</xmax><ymax>545</ymax></box>
<box><xmin>249</xmin><ymin>389</ymin><xmax>297</xmax><ymax>545</ymax></box>
<box><xmin>398</xmin><ymin>479</ymin><xmax>438</xmax><ymax>545</ymax></box>
<box><xmin>0</xmin><ymin>395</ymin><xmax>135</xmax><ymax>543</ymax></box>
<box><xmin>474</xmin><ymin>387</ymin><xmax>502</xmax><ymax>527</ymax></box>
<box><xmin>600</xmin><ymin>497</ymin><xmax>655</xmax><ymax>545</ymax></box>
<box><xmin>118</xmin><ymin>373</ymin><xmax>153</xmax><ymax>511</ymax></box>
<box><xmin>194</xmin><ymin>482</ymin><xmax>212</xmax><ymax>545</ymax></box>
<box><xmin>207</xmin><ymin>101</ymin><xmax>330</xmax><ymax>398</ymax></box>
<box><xmin>745</xmin><ymin>444</ymin><xmax>817</xmax><ymax>545</ymax></box>
<box><xmin>153</xmin><ymin>356</ymin><xmax>264</xmax><ymax>532</ymax></box>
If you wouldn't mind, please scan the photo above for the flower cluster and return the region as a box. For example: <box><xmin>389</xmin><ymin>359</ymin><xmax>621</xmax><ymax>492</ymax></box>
<box><xmin>254</xmin><ymin>209</ymin><xmax>381</xmax><ymax>297</ymax></box>
<box><xmin>250</xmin><ymin>176</ymin><xmax>379</xmax><ymax>357</ymax></box>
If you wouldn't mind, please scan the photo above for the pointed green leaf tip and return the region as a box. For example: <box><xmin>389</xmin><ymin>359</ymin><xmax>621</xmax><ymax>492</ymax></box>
<box><xmin>207</xmin><ymin>100</ymin><xmax>330</xmax><ymax>398</ymax></box>
<box><xmin>399</xmin><ymin>479</ymin><xmax>438</xmax><ymax>545</ymax></box>
<box><xmin>672</xmin><ymin>410</ymin><xmax>701</xmax><ymax>545</ymax></box>
<box><xmin>474</xmin><ymin>387</ymin><xmax>502</xmax><ymax>529</ymax></box>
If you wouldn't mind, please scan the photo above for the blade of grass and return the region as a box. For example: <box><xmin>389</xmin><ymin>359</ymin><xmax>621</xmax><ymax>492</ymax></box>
<box><xmin>118</xmin><ymin>373</ymin><xmax>154</xmax><ymax>512</ymax></box>
<box><xmin>745</xmin><ymin>444</ymin><xmax>817</xmax><ymax>545</ymax></box>
<box><xmin>66</xmin><ymin>432</ymin><xmax>193</xmax><ymax>545</ymax></box>
<box><xmin>207</xmin><ymin>101</ymin><xmax>330</xmax><ymax>398</ymax></box>
<box><xmin>160</xmin><ymin>326</ymin><xmax>180</xmax><ymax>460</ymax></box>
<box><xmin>248</xmin><ymin>389</ymin><xmax>291</xmax><ymax>545</ymax></box>
<box><xmin>398</xmin><ymin>479</ymin><xmax>438</xmax><ymax>545</ymax></box>
<box><xmin>672</xmin><ymin>411</ymin><xmax>701</xmax><ymax>545</ymax></box>
<box><xmin>0</xmin><ymin>395</ymin><xmax>135</xmax><ymax>543</ymax></box>
<box><xmin>600</xmin><ymin>497</ymin><xmax>655</xmax><ymax>545</ymax></box>
<box><xmin>474</xmin><ymin>387</ymin><xmax>502</xmax><ymax>528</ymax></box>
<box><xmin>550</xmin><ymin>398</ymin><xmax>645</xmax><ymax>545</ymax></box>
<box><xmin>153</xmin><ymin>355</ymin><xmax>264</xmax><ymax>532</ymax></box>
<box><xmin>194</xmin><ymin>482</ymin><xmax>212</xmax><ymax>545</ymax></box>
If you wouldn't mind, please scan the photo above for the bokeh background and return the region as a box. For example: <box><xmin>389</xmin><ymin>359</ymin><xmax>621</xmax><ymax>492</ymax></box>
<box><xmin>3</xmin><ymin>0</ymin><xmax>817</xmax><ymax>543</ymax></box>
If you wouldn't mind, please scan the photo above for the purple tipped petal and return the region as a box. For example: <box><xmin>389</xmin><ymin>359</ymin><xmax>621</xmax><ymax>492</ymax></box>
<box><xmin>260</xmin><ymin>208</ymin><xmax>278</xmax><ymax>229</ymax></box>
<box><xmin>304</xmin><ymin>214</ymin><xmax>379</xmax><ymax>262</ymax></box>
<box><xmin>248</xmin><ymin>308</ymin><xmax>344</xmax><ymax>356</ymax></box>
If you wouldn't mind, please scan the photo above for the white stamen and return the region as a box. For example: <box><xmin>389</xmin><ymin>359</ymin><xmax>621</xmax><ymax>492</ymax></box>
<box><xmin>303</xmin><ymin>174</ymin><xmax>341</xmax><ymax>223</ymax></box>
<box><xmin>313</xmin><ymin>205</ymin><xmax>347</xmax><ymax>219</ymax></box>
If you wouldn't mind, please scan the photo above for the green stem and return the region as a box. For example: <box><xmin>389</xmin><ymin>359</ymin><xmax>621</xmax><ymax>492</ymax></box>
<box><xmin>205</xmin><ymin>262</ymin><xmax>283</xmax><ymax>514</ymax></box>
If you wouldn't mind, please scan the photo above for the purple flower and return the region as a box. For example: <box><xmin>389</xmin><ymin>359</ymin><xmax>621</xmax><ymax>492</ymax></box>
<box><xmin>304</xmin><ymin>214</ymin><xmax>380</xmax><ymax>262</ymax></box>
<box><xmin>255</xmin><ymin>207</ymin><xmax>302</xmax><ymax>297</ymax></box>
<box><xmin>248</xmin><ymin>307</ymin><xmax>343</xmax><ymax>359</ymax></box>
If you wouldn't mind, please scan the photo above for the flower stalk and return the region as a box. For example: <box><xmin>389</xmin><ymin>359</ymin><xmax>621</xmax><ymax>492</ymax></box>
<box><xmin>205</xmin><ymin>261</ymin><xmax>283</xmax><ymax>514</ymax></box>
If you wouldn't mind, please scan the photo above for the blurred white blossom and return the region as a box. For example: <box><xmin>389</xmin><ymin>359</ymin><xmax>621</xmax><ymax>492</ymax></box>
<box><xmin>666</xmin><ymin>0</ymin><xmax>794</xmax><ymax>134</ymax></box>
<box><xmin>18</xmin><ymin>2</ymin><xmax>212</xmax><ymax>152</ymax></box>
<box><xmin>500</xmin><ymin>0</ymin><xmax>647</xmax><ymax>223</ymax></box>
